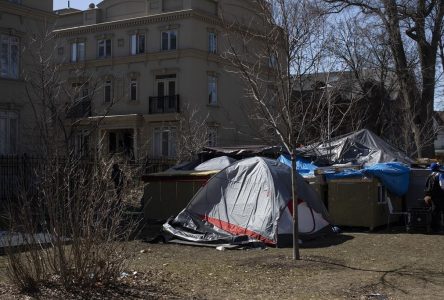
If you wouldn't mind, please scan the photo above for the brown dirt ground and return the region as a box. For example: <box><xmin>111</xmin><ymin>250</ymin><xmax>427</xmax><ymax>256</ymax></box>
<box><xmin>0</xmin><ymin>229</ymin><xmax>443</xmax><ymax>299</ymax></box>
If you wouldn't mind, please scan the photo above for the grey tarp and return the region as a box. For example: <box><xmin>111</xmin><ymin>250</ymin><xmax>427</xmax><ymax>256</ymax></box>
<box><xmin>298</xmin><ymin>129</ymin><xmax>413</xmax><ymax>166</ymax></box>
<box><xmin>194</xmin><ymin>156</ymin><xmax>236</xmax><ymax>171</ymax></box>
<box><xmin>162</xmin><ymin>157</ymin><xmax>331</xmax><ymax>245</ymax></box>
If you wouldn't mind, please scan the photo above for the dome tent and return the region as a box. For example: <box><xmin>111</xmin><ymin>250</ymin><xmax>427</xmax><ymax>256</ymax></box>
<box><xmin>162</xmin><ymin>157</ymin><xmax>332</xmax><ymax>246</ymax></box>
<box><xmin>194</xmin><ymin>156</ymin><xmax>236</xmax><ymax>171</ymax></box>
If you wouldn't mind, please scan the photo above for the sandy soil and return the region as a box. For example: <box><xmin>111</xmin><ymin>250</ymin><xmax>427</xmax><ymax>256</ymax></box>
<box><xmin>1</xmin><ymin>229</ymin><xmax>443</xmax><ymax>299</ymax></box>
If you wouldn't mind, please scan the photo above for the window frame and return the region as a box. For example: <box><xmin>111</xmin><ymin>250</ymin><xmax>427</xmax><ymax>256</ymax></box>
<box><xmin>153</xmin><ymin>127</ymin><xmax>177</xmax><ymax>157</ymax></box>
<box><xmin>207</xmin><ymin>127</ymin><xmax>218</xmax><ymax>147</ymax></box>
<box><xmin>130</xmin><ymin>79</ymin><xmax>138</xmax><ymax>101</ymax></box>
<box><xmin>208</xmin><ymin>32</ymin><xmax>217</xmax><ymax>54</ymax></box>
<box><xmin>161</xmin><ymin>30</ymin><xmax>177</xmax><ymax>51</ymax></box>
<box><xmin>0</xmin><ymin>34</ymin><xmax>20</xmax><ymax>79</ymax></box>
<box><xmin>104</xmin><ymin>80</ymin><xmax>113</xmax><ymax>103</ymax></box>
<box><xmin>71</xmin><ymin>41</ymin><xmax>85</xmax><ymax>63</ymax></box>
<box><xmin>208</xmin><ymin>75</ymin><xmax>218</xmax><ymax>105</ymax></box>
<box><xmin>130</xmin><ymin>33</ymin><xmax>146</xmax><ymax>55</ymax></box>
<box><xmin>0</xmin><ymin>111</ymin><xmax>18</xmax><ymax>155</ymax></box>
<box><xmin>97</xmin><ymin>38</ymin><xmax>112</xmax><ymax>58</ymax></box>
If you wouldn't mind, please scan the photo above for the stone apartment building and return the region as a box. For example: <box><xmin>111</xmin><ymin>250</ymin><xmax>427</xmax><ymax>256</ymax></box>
<box><xmin>53</xmin><ymin>0</ymin><xmax>261</xmax><ymax>160</ymax></box>
<box><xmin>0</xmin><ymin>0</ymin><xmax>54</xmax><ymax>155</ymax></box>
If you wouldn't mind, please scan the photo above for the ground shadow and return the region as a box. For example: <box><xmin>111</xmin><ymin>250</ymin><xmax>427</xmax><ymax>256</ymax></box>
<box><xmin>274</xmin><ymin>233</ymin><xmax>354</xmax><ymax>249</ymax></box>
<box><xmin>304</xmin><ymin>256</ymin><xmax>444</xmax><ymax>298</ymax></box>
<box><xmin>301</xmin><ymin>233</ymin><xmax>354</xmax><ymax>248</ymax></box>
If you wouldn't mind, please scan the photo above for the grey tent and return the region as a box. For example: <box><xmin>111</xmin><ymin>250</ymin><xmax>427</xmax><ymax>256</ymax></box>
<box><xmin>162</xmin><ymin>157</ymin><xmax>331</xmax><ymax>246</ymax></box>
<box><xmin>194</xmin><ymin>156</ymin><xmax>236</xmax><ymax>171</ymax></box>
<box><xmin>298</xmin><ymin>129</ymin><xmax>413</xmax><ymax>166</ymax></box>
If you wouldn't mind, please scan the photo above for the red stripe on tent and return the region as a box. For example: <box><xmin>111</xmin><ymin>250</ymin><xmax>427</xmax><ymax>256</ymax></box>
<box><xmin>287</xmin><ymin>199</ymin><xmax>304</xmax><ymax>216</ymax></box>
<box><xmin>201</xmin><ymin>215</ymin><xmax>275</xmax><ymax>245</ymax></box>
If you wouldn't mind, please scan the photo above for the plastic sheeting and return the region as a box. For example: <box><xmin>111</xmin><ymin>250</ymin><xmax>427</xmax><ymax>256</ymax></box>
<box><xmin>298</xmin><ymin>129</ymin><xmax>413</xmax><ymax>166</ymax></box>
<box><xmin>325</xmin><ymin>162</ymin><xmax>410</xmax><ymax>196</ymax></box>
<box><xmin>162</xmin><ymin>157</ymin><xmax>331</xmax><ymax>246</ymax></box>
<box><xmin>277</xmin><ymin>155</ymin><xmax>318</xmax><ymax>176</ymax></box>
<box><xmin>194</xmin><ymin>156</ymin><xmax>236</xmax><ymax>171</ymax></box>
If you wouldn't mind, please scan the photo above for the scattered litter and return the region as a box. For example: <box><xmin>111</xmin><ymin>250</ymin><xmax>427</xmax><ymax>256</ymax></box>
<box><xmin>216</xmin><ymin>246</ymin><xmax>225</xmax><ymax>251</ymax></box>
<box><xmin>162</xmin><ymin>263</ymin><xmax>169</xmax><ymax>267</ymax></box>
<box><xmin>363</xmin><ymin>293</ymin><xmax>388</xmax><ymax>300</ymax></box>
<box><xmin>140</xmin><ymin>249</ymin><xmax>146</xmax><ymax>254</ymax></box>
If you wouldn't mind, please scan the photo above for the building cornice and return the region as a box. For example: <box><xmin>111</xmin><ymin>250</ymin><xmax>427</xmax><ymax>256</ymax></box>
<box><xmin>0</xmin><ymin>2</ymin><xmax>56</xmax><ymax>20</ymax></box>
<box><xmin>61</xmin><ymin>48</ymin><xmax>224</xmax><ymax>70</ymax></box>
<box><xmin>53</xmin><ymin>9</ymin><xmax>222</xmax><ymax>37</ymax></box>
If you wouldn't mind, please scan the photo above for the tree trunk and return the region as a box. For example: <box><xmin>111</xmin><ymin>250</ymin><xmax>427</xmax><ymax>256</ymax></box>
<box><xmin>290</xmin><ymin>154</ymin><xmax>300</xmax><ymax>260</ymax></box>
<box><xmin>383</xmin><ymin>1</ymin><xmax>427</xmax><ymax>158</ymax></box>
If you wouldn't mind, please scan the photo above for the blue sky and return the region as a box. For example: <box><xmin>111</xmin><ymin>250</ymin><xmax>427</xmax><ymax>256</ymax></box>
<box><xmin>54</xmin><ymin>0</ymin><xmax>101</xmax><ymax>10</ymax></box>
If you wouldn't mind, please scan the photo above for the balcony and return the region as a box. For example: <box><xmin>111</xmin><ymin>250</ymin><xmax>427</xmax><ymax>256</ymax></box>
<box><xmin>149</xmin><ymin>95</ymin><xmax>180</xmax><ymax>114</ymax></box>
<box><xmin>66</xmin><ymin>99</ymin><xmax>92</xmax><ymax>119</ymax></box>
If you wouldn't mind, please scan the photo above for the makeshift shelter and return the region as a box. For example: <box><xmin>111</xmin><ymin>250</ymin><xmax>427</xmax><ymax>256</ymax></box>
<box><xmin>194</xmin><ymin>156</ymin><xmax>236</xmax><ymax>171</ymax></box>
<box><xmin>298</xmin><ymin>129</ymin><xmax>413</xmax><ymax>166</ymax></box>
<box><xmin>142</xmin><ymin>156</ymin><xmax>236</xmax><ymax>221</ymax></box>
<box><xmin>278</xmin><ymin>155</ymin><xmax>318</xmax><ymax>177</ymax></box>
<box><xmin>162</xmin><ymin>157</ymin><xmax>332</xmax><ymax>246</ymax></box>
<box><xmin>199</xmin><ymin>145</ymin><xmax>281</xmax><ymax>161</ymax></box>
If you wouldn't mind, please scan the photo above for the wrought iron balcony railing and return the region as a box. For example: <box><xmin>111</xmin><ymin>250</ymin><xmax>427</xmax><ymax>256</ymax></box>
<box><xmin>66</xmin><ymin>98</ymin><xmax>92</xmax><ymax>119</ymax></box>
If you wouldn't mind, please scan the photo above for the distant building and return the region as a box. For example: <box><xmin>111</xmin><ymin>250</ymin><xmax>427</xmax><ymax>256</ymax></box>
<box><xmin>293</xmin><ymin>70</ymin><xmax>400</xmax><ymax>145</ymax></box>
<box><xmin>0</xmin><ymin>0</ymin><xmax>55</xmax><ymax>155</ymax></box>
<box><xmin>53</xmin><ymin>0</ymin><xmax>262</xmax><ymax>160</ymax></box>
<box><xmin>434</xmin><ymin>111</ymin><xmax>444</xmax><ymax>157</ymax></box>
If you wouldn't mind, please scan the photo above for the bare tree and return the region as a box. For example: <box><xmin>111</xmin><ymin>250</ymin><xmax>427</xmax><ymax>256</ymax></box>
<box><xmin>326</xmin><ymin>16</ymin><xmax>415</xmax><ymax>150</ymax></box>
<box><xmin>221</xmin><ymin>0</ymin><xmax>351</xmax><ymax>259</ymax></box>
<box><xmin>322</xmin><ymin>0</ymin><xmax>444</xmax><ymax>158</ymax></box>
<box><xmin>6</xmin><ymin>156</ymin><xmax>142</xmax><ymax>292</ymax></box>
<box><xmin>175</xmin><ymin>104</ymin><xmax>210</xmax><ymax>163</ymax></box>
<box><xmin>5</xmin><ymin>24</ymin><xmax>144</xmax><ymax>292</ymax></box>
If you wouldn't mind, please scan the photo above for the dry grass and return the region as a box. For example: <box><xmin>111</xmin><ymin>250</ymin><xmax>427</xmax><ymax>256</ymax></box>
<box><xmin>0</xmin><ymin>230</ymin><xmax>443</xmax><ymax>299</ymax></box>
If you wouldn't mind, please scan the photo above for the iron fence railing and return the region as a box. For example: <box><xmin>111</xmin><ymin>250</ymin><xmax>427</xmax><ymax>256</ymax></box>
<box><xmin>0</xmin><ymin>155</ymin><xmax>41</xmax><ymax>205</ymax></box>
<box><xmin>66</xmin><ymin>98</ymin><xmax>92</xmax><ymax>119</ymax></box>
<box><xmin>0</xmin><ymin>155</ymin><xmax>176</xmax><ymax>203</ymax></box>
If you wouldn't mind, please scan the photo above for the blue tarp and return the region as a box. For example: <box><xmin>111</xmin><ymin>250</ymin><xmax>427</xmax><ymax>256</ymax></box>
<box><xmin>324</xmin><ymin>169</ymin><xmax>362</xmax><ymax>180</ymax></box>
<box><xmin>277</xmin><ymin>155</ymin><xmax>318</xmax><ymax>176</ymax></box>
<box><xmin>325</xmin><ymin>162</ymin><xmax>410</xmax><ymax>196</ymax></box>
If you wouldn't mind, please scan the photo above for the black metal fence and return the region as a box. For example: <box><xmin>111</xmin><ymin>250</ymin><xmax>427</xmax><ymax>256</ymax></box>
<box><xmin>141</xmin><ymin>157</ymin><xmax>176</xmax><ymax>174</ymax></box>
<box><xmin>0</xmin><ymin>155</ymin><xmax>176</xmax><ymax>204</ymax></box>
<box><xmin>0</xmin><ymin>155</ymin><xmax>41</xmax><ymax>205</ymax></box>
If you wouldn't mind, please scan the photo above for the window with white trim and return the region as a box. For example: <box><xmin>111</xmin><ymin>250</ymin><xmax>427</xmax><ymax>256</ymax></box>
<box><xmin>130</xmin><ymin>79</ymin><xmax>138</xmax><ymax>101</ymax></box>
<box><xmin>130</xmin><ymin>33</ymin><xmax>145</xmax><ymax>55</ymax></box>
<box><xmin>0</xmin><ymin>111</ymin><xmax>18</xmax><ymax>155</ymax></box>
<box><xmin>71</xmin><ymin>41</ymin><xmax>85</xmax><ymax>62</ymax></box>
<box><xmin>73</xmin><ymin>130</ymin><xmax>90</xmax><ymax>157</ymax></box>
<box><xmin>104</xmin><ymin>80</ymin><xmax>112</xmax><ymax>103</ymax></box>
<box><xmin>208</xmin><ymin>127</ymin><xmax>217</xmax><ymax>147</ymax></box>
<box><xmin>153</xmin><ymin>127</ymin><xmax>176</xmax><ymax>157</ymax></box>
<box><xmin>208</xmin><ymin>32</ymin><xmax>217</xmax><ymax>54</ymax></box>
<box><xmin>161</xmin><ymin>30</ymin><xmax>177</xmax><ymax>51</ymax></box>
<box><xmin>97</xmin><ymin>39</ymin><xmax>112</xmax><ymax>58</ymax></box>
<box><xmin>0</xmin><ymin>35</ymin><xmax>20</xmax><ymax>79</ymax></box>
<box><xmin>208</xmin><ymin>75</ymin><xmax>218</xmax><ymax>105</ymax></box>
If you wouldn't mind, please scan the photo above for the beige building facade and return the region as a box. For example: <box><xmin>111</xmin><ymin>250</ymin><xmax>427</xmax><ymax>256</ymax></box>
<box><xmin>0</xmin><ymin>0</ymin><xmax>54</xmax><ymax>155</ymax></box>
<box><xmin>54</xmin><ymin>0</ymin><xmax>261</xmax><ymax>160</ymax></box>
